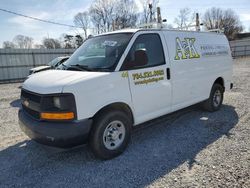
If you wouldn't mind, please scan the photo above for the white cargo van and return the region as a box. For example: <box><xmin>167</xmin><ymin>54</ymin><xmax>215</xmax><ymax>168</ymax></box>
<box><xmin>19</xmin><ymin>29</ymin><xmax>233</xmax><ymax>159</ymax></box>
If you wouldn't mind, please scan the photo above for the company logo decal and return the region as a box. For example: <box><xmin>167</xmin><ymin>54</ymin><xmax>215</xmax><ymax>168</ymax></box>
<box><xmin>200</xmin><ymin>45</ymin><xmax>229</xmax><ymax>56</ymax></box>
<box><xmin>121</xmin><ymin>71</ymin><xmax>128</xmax><ymax>78</ymax></box>
<box><xmin>174</xmin><ymin>37</ymin><xmax>200</xmax><ymax>60</ymax></box>
<box><xmin>132</xmin><ymin>70</ymin><xmax>164</xmax><ymax>85</ymax></box>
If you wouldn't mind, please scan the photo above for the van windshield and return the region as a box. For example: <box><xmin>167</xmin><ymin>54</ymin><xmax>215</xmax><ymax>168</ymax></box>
<box><xmin>60</xmin><ymin>33</ymin><xmax>132</xmax><ymax>72</ymax></box>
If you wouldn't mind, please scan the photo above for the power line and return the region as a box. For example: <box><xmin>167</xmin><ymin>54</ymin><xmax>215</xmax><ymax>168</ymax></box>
<box><xmin>0</xmin><ymin>8</ymin><xmax>82</xmax><ymax>28</ymax></box>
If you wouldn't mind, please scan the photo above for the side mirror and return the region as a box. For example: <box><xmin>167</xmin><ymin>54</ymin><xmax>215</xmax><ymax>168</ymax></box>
<box><xmin>121</xmin><ymin>49</ymin><xmax>148</xmax><ymax>70</ymax></box>
<box><xmin>134</xmin><ymin>49</ymin><xmax>148</xmax><ymax>67</ymax></box>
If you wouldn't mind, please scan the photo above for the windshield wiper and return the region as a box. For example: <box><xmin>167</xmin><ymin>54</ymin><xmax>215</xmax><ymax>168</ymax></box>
<box><xmin>68</xmin><ymin>64</ymin><xmax>93</xmax><ymax>71</ymax></box>
<box><xmin>68</xmin><ymin>64</ymin><xmax>111</xmax><ymax>72</ymax></box>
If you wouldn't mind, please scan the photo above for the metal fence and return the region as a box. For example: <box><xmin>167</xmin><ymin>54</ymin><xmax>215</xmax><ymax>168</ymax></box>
<box><xmin>230</xmin><ymin>45</ymin><xmax>250</xmax><ymax>57</ymax></box>
<box><xmin>230</xmin><ymin>39</ymin><xmax>250</xmax><ymax>58</ymax></box>
<box><xmin>0</xmin><ymin>49</ymin><xmax>75</xmax><ymax>83</ymax></box>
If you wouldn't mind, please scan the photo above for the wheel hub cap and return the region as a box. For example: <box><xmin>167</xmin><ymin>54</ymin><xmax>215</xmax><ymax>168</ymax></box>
<box><xmin>108</xmin><ymin>128</ymin><xmax>119</xmax><ymax>140</ymax></box>
<box><xmin>103</xmin><ymin>120</ymin><xmax>125</xmax><ymax>150</ymax></box>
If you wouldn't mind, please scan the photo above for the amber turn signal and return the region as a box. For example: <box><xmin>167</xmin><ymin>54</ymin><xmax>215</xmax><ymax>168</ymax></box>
<box><xmin>40</xmin><ymin>112</ymin><xmax>74</xmax><ymax>120</ymax></box>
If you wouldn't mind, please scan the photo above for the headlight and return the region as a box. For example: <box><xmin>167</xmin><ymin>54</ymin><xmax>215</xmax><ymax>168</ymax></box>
<box><xmin>40</xmin><ymin>93</ymin><xmax>77</xmax><ymax>121</ymax></box>
<box><xmin>53</xmin><ymin>97</ymin><xmax>61</xmax><ymax>109</ymax></box>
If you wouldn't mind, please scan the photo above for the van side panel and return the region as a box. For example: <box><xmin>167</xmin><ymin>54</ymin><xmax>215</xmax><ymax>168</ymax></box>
<box><xmin>163</xmin><ymin>31</ymin><xmax>232</xmax><ymax>111</ymax></box>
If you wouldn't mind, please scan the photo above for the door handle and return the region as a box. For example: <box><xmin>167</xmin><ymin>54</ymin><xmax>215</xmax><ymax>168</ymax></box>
<box><xmin>166</xmin><ymin>68</ymin><xmax>171</xmax><ymax>80</ymax></box>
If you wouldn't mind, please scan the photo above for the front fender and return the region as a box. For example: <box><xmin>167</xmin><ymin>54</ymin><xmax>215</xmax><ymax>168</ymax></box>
<box><xmin>63</xmin><ymin>72</ymin><xmax>133</xmax><ymax>120</ymax></box>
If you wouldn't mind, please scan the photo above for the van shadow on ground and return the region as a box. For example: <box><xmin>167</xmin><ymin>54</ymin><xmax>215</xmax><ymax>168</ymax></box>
<box><xmin>10</xmin><ymin>99</ymin><xmax>21</xmax><ymax>108</ymax></box>
<box><xmin>0</xmin><ymin>104</ymin><xmax>238</xmax><ymax>187</ymax></box>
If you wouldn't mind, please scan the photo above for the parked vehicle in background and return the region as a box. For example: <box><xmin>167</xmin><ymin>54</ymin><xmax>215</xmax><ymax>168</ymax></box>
<box><xmin>29</xmin><ymin>56</ymin><xmax>69</xmax><ymax>75</ymax></box>
<box><xmin>19</xmin><ymin>29</ymin><xmax>233</xmax><ymax>159</ymax></box>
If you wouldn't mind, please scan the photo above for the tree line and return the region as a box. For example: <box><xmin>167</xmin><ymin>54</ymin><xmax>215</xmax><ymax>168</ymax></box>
<box><xmin>2</xmin><ymin>33</ymin><xmax>85</xmax><ymax>49</ymax></box>
<box><xmin>173</xmin><ymin>7</ymin><xmax>243</xmax><ymax>40</ymax></box>
<box><xmin>2</xmin><ymin>2</ymin><xmax>244</xmax><ymax>49</ymax></box>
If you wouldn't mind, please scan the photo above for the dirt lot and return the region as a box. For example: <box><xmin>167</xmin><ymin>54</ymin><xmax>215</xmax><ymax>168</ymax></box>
<box><xmin>0</xmin><ymin>58</ymin><xmax>249</xmax><ymax>188</ymax></box>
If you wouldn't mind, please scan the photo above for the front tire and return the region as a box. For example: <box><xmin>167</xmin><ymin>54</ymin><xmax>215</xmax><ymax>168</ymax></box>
<box><xmin>89</xmin><ymin>110</ymin><xmax>132</xmax><ymax>160</ymax></box>
<box><xmin>203</xmin><ymin>83</ymin><xmax>224</xmax><ymax>112</ymax></box>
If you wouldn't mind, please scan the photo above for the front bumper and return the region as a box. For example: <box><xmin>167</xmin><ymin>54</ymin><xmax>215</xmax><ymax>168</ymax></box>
<box><xmin>19</xmin><ymin>109</ymin><xmax>92</xmax><ymax>148</ymax></box>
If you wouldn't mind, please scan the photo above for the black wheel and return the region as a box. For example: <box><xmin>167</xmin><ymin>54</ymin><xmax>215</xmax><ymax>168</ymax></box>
<box><xmin>89</xmin><ymin>110</ymin><xmax>132</xmax><ymax>160</ymax></box>
<box><xmin>203</xmin><ymin>83</ymin><xmax>224</xmax><ymax>112</ymax></box>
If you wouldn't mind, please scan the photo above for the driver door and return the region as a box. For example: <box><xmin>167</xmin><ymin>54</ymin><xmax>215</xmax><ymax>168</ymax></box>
<box><xmin>120</xmin><ymin>32</ymin><xmax>172</xmax><ymax>124</ymax></box>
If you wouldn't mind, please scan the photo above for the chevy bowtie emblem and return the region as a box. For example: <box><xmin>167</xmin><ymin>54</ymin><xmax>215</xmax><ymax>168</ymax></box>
<box><xmin>23</xmin><ymin>99</ymin><xmax>29</xmax><ymax>107</ymax></box>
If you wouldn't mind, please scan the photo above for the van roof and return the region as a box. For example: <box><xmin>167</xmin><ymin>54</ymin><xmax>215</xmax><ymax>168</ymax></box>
<box><xmin>98</xmin><ymin>28</ymin><xmax>224</xmax><ymax>36</ymax></box>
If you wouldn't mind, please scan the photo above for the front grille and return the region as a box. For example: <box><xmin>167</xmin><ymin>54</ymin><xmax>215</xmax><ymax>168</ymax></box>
<box><xmin>21</xmin><ymin>89</ymin><xmax>41</xmax><ymax>119</ymax></box>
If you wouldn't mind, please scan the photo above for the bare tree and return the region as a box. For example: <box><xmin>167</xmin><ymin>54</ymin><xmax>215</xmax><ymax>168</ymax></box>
<box><xmin>89</xmin><ymin>0</ymin><xmax>116</xmax><ymax>33</ymax></box>
<box><xmin>13</xmin><ymin>35</ymin><xmax>33</xmax><ymax>49</ymax></box>
<box><xmin>114</xmin><ymin>0</ymin><xmax>138</xmax><ymax>29</ymax></box>
<box><xmin>74</xmin><ymin>11</ymin><xmax>90</xmax><ymax>39</ymax></box>
<box><xmin>2</xmin><ymin>41</ymin><xmax>16</xmax><ymax>49</ymax></box>
<box><xmin>174</xmin><ymin>8</ymin><xmax>193</xmax><ymax>30</ymax></box>
<box><xmin>203</xmin><ymin>7</ymin><xmax>243</xmax><ymax>40</ymax></box>
<box><xmin>43</xmin><ymin>38</ymin><xmax>61</xmax><ymax>49</ymax></box>
<box><xmin>64</xmin><ymin>34</ymin><xmax>75</xmax><ymax>49</ymax></box>
<box><xmin>75</xmin><ymin>35</ymin><xmax>84</xmax><ymax>48</ymax></box>
<box><xmin>139</xmin><ymin>0</ymin><xmax>158</xmax><ymax>24</ymax></box>
<box><xmin>89</xmin><ymin>8</ymin><xmax>102</xmax><ymax>34</ymax></box>
<box><xmin>86</xmin><ymin>0</ymin><xmax>139</xmax><ymax>33</ymax></box>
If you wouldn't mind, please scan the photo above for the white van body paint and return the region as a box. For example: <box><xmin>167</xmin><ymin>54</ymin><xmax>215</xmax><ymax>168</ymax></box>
<box><xmin>22</xmin><ymin>29</ymin><xmax>233</xmax><ymax>125</ymax></box>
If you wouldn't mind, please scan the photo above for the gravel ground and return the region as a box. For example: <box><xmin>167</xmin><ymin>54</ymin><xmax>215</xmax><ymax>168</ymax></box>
<box><xmin>0</xmin><ymin>58</ymin><xmax>249</xmax><ymax>188</ymax></box>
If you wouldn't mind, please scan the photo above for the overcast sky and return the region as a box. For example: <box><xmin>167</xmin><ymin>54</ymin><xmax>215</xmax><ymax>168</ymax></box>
<box><xmin>0</xmin><ymin>0</ymin><xmax>250</xmax><ymax>47</ymax></box>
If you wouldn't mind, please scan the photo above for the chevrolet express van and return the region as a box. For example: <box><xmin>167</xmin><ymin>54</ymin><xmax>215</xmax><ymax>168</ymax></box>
<box><xmin>19</xmin><ymin>29</ymin><xmax>233</xmax><ymax>159</ymax></box>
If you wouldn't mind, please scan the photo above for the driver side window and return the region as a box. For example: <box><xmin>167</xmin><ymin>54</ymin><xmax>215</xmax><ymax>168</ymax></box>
<box><xmin>121</xmin><ymin>34</ymin><xmax>165</xmax><ymax>70</ymax></box>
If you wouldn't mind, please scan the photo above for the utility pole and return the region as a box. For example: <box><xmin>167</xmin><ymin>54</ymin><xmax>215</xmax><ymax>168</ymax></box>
<box><xmin>157</xmin><ymin>7</ymin><xmax>162</xmax><ymax>28</ymax></box>
<box><xmin>112</xmin><ymin>20</ymin><xmax>115</xmax><ymax>31</ymax></box>
<box><xmin>196</xmin><ymin>13</ymin><xmax>200</xmax><ymax>31</ymax></box>
<box><xmin>157</xmin><ymin>7</ymin><xmax>162</xmax><ymax>23</ymax></box>
<box><xmin>149</xmin><ymin>3</ymin><xmax>153</xmax><ymax>23</ymax></box>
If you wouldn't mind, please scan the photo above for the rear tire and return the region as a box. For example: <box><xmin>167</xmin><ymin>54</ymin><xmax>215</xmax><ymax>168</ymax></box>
<box><xmin>203</xmin><ymin>83</ymin><xmax>224</xmax><ymax>112</ymax></box>
<box><xmin>89</xmin><ymin>110</ymin><xmax>132</xmax><ymax>160</ymax></box>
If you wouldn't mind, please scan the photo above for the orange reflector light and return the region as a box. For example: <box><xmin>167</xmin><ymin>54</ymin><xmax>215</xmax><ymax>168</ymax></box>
<box><xmin>40</xmin><ymin>112</ymin><xmax>74</xmax><ymax>120</ymax></box>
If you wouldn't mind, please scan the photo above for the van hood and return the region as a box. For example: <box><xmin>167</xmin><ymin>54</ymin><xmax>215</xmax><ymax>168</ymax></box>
<box><xmin>22</xmin><ymin>70</ymin><xmax>109</xmax><ymax>94</ymax></box>
<box><xmin>29</xmin><ymin>66</ymin><xmax>51</xmax><ymax>75</ymax></box>
<box><xmin>30</xmin><ymin>65</ymin><xmax>51</xmax><ymax>72</ymax></box>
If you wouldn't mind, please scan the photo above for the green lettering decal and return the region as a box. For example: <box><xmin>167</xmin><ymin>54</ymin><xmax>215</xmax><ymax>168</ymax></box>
<box><xmin>175</xmin><ymin>37</ymin><xmax>200</xmax><ymax>60</ymax></box>
<box><xmin>186</xmin><ymin>38</ymin><xmax>200</xmax><ymax>58</ymax></box>
<box><xmin>175</xmin><ymin>37</ymin><xmax>187</xmax><ymax>60</ymax></box>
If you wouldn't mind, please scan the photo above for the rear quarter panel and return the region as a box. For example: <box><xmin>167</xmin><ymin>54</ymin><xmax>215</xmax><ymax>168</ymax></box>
<box><xmin>163</xmin><ymin>31</ymin><xmax>232</xmax><ymax>110</ymax></box>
